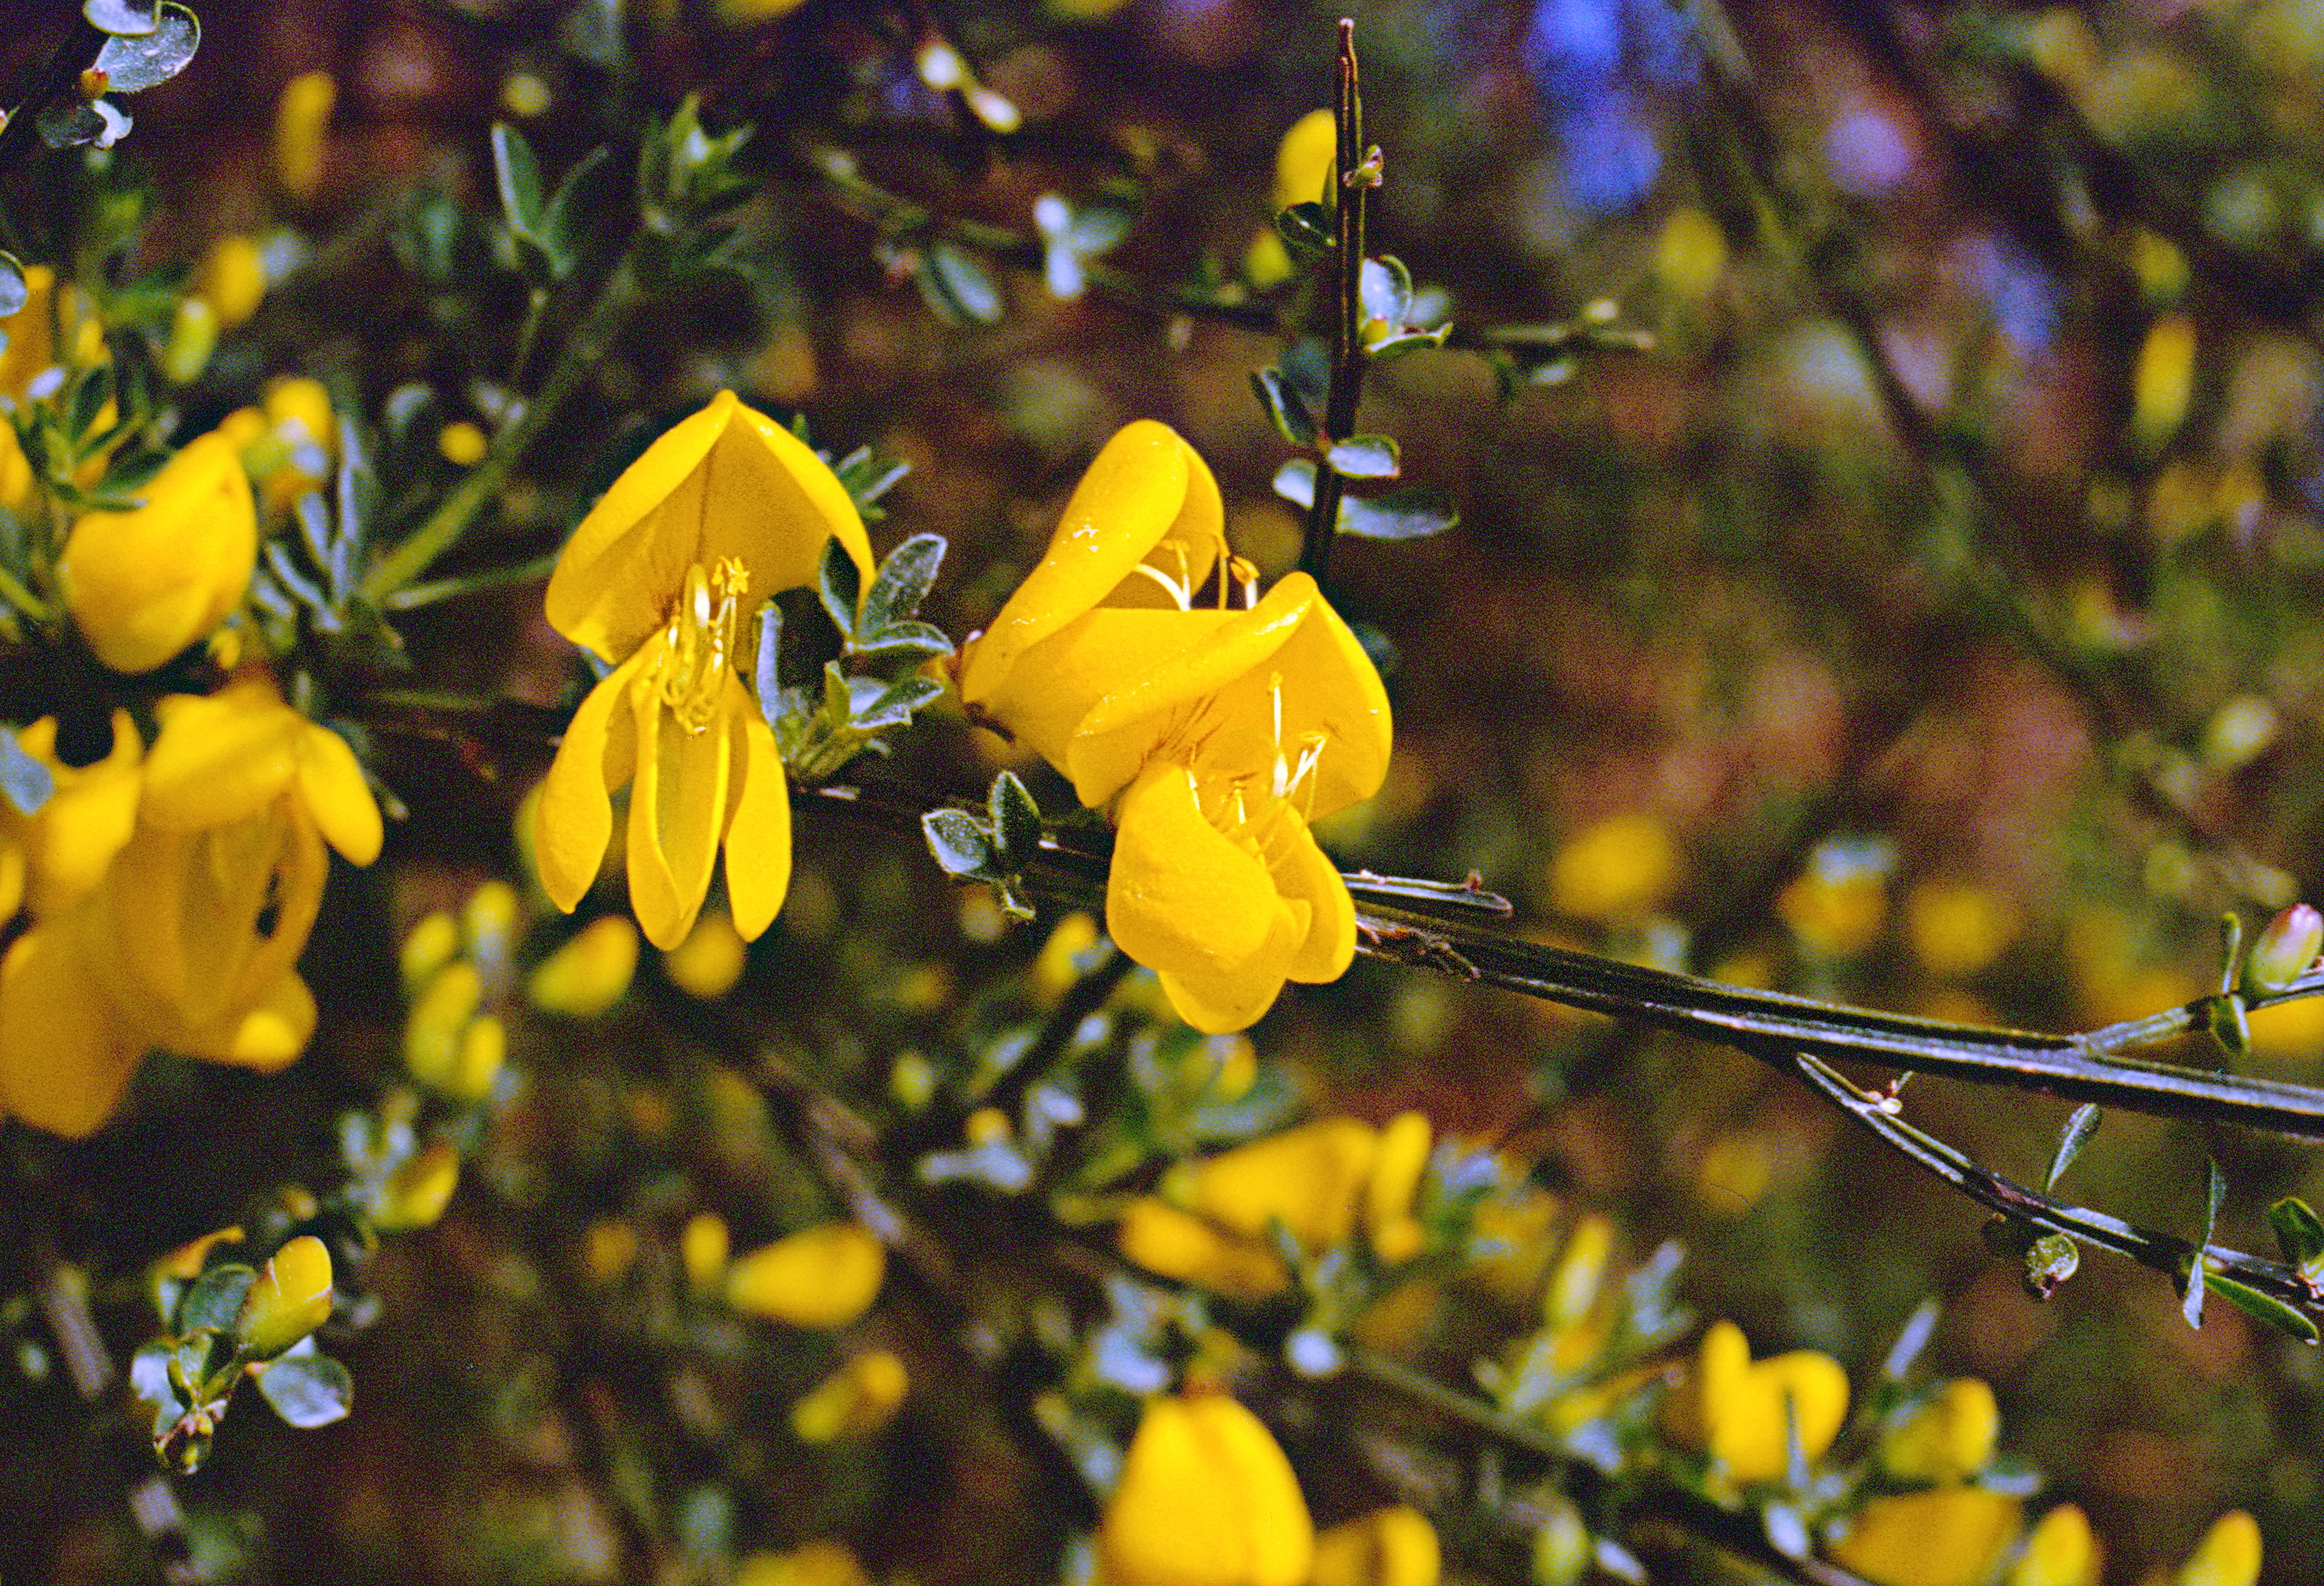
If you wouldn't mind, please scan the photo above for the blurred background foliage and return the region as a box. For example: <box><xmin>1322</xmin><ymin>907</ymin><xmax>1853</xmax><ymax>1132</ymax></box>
<box><xmin>9</xmin><ymin>0</ymin><xmax>2324</xmax><ymax>1582</ymax></box>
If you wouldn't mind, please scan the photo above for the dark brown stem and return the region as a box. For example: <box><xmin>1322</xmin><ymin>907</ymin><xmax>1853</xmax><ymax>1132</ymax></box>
<box><xmin>1299</xmin><ymin>20</ymin><xmax>1368</xmax><ymax>590</ymax></box>
<box><xmin>0</xmin><ymin>13</ymin><xmax>105</xmax><ymax>182</ymax></box>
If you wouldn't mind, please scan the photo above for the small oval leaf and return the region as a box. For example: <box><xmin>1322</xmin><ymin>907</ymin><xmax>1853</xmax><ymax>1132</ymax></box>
<box><xmin>256</xmin><ymin>1351</ymin><xmax>355</xmax><ymax>1428</ymax></box>
<box><xmin>91</xmin><ymin>2</ymin><xmax>197</xmax><ymax>92</ymax></box>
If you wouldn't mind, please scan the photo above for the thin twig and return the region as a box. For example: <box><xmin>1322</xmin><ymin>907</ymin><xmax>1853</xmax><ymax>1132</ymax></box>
<box><xmin>1299</xmin><ymin>20</ymin><xmax>1368</xmax><ymax>590</ymax></box>
<box><xmin>0</xmin><ymin>14</ymin><xmax>105</xmax><ymax>182</ymax></box>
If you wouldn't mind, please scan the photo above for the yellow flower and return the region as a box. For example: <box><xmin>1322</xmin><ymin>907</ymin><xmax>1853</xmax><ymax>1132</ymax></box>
<box><xmin>195</xmin><ymin>234</ymin><xmax>269</xmax><ymax>329</ymax></box>
<box><xmin>1878</xmin><ymin>1378</ymin><xmax>2000</xmax><ymax>1485</ymax></box>
<box><xmin>735</xmin><ymin>1542</ymin><xmax>869</xmax><ymax>1586</ymax></box>
<box><xmin>1</xmin><ymin>712</ymin><xmax>142</xmax><ymax>920</ymax></box>
<box><xmin>60</xmin><ymin>432</ymin><xmax>258</xmax><ymax>674</ymax></box>
<box><xmin>275</xmin><ymin>71</ymin><xmax>336</xmax><ymax>201</ymax></box>
<box><xmin>239</xmin><ymin>1235</ymin><xmax>335</xmax><ymax>1358</ymax></box>
<box><xmin>1826</xmin><ymin>1488</ymin><xmax>2023</xmax><ymax>1586</ymax></box>
<box><xmin>0</xmin><ymin>265</ymin><xmax>108</xmax><ymax>508</ymax></box>
<box><xmin>791</xmin><ymin>1349</ymin><xmax>909</xmax><ymax>1442</ymax></box>
<box><xmin>1311</xmin><ymin>1507</ymin><xmax>1439</xmax><ymax>1586</ymax></box>
<box><xmin>527</xmin><ymin>914</ymin><xmax>641</xmax><ymax>1015</ymax></box>
<box><xmin>2010</xmin><ymin>1504</ymin><xmax>2101</xmax><ymax>1586</ymax></box>
<box><xmin>536</xmin><ymin>390</ymin><xmax>873</xmax><ymax>950</ymax></box>
<box><xmin>958</xmin><ymin>422</ymin><xmax>1391</xmax><ymax>1032</ymax></box>
<box><xmin>1098</xmin><ymin>1393</ymin><xmax>1314</xmax><ymax>1586</ymax></box>
<box><xmin>0</xmin><ymin>681</ymin><xmax>380</xmax><ymax>1137</ymax></box>
<box><xmin>1660</xmin><ymin>1320</ymin><xmax>1849</xmax><ymax>1486</ymax></box>
<box><xmin>725</xmin><ymin>1221</ymin><xmax>886</xmax><ymax>1327</ymax></box>
<box><xmin>2168</xmin><ymin>1511</ymin><xmax>2262</xmax><ymax>1586</ymax></box>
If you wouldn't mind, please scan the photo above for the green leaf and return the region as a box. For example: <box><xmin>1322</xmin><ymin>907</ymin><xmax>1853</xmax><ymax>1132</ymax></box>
<box><xmin>0</xmin><ymin>253</ymin><xmax>26</xmax><ymax>319</ymax></box>
<box><xmin>1339</xmin><ymin>487</ymin><xmax>1457</xmax><ymax>541</ymax></box>
<box><xmin>753</xmin><ymin>602</ymin><xmax>783</xmax><ymax>724</ymax></box>
<box><xmin>851</xmin><ymin>620</ymin><xmax>954</xmax><ymax>665</ymax></box>
<box><xmin>68</xmin><ymin>364</ymin><xmax>114</xmax><ymax>442</ymax></box>
<box><xmin>39</xmin><ymin>98</ymin><xmax>132</xmax><ymax>152</ymax></box>
<box><xmin>853</xmin><ymin>676</ymin><xmax>944</xmax><ymax>730</ymax></box>
<box><xmin>536</xmin><ymin>146</ymin><xmax>611</xmax><ymax>279</ymax></box>
<box><xmin>91</xmin><ymin>2</ymin><xmax>197</xmax><ymax>92</ymax></box>
<box><xmin>86</xmin><ymin>0</ymin><xmax>158</xmax><ymax>32</ymax></box>
<box><xmin>2269</xmin><ymin>1197</ymin><xmax>2324</xmax><ymax>1287</ymax></box>
<box><xmin>1326</xmin><ymin>434</ymin><xmax>1401</xmax><ymax>480</ymax></box>
<box><xmin>2203</xmin><ymin>1271</ymin><xmax>2321</xmax><ymax>1345</ymax></box>
<box><xmin>179</xmin><ymin>1264</ymin><xmax>258</xmax><ymax>1335</ymax></box>
<box><xmin>490</xmin><ymin>123</ymin><xmax>547</xmax><ymax>239</ymax></box>
<box><xmin>987</xmin><ymin>770</ymin><xmax>1042</xmax><ymax>866</ymax></box>
<box><xmin>862</xmin><ymin>533</ymin><xmax>946</xmax><ymax>635</ymax></box>
<box><xmin>817</xmin><ymin>537</ymin><xmax>862</xmax><ymax>637</ymax></box>
<box><xmin>1273</xmin><ymin>202</ymin><xmax>1331</xmax><ymax>262</ymax></box>
<box><xmin>1273</xmin><ymin>458</ymin><xmax>1316</xmax><ymax>509</ymax></box>
<box><xmin>923</xmin><ymin>809</ymin><xmax>997</xmax><ymax>878</ymax></box>
<box><xmin>2045</xmin><ymin>1103</ymin><xmax>2100</xmax><ymax>1191</ymax></box>
<box><xmin>1250</xmin><ymin>369</ymin><xmax>1316</xmax><ymax>446</ymax></box>
<box><xmin>257</xmin><ymin>1351</ymin><xmax>355</xmax><ymax>1428</ymax></box>
<box><xmin>834</xmin><ymin>448</ymin><xmax>911</xmax><ymax>518</ymax></box>
<box><xmin>0</xmin><ymin>733</ymin><xmax>56</xmax><ymax>816</ymax></box>
<box><xmin>1359</xmin><ymin>255</ymin><xmax>1413</xmax><ymax>328</ymax></box>
<box><xmin>919</xmin><ymin>242</ymin><xmax>1004</xmax><ymax>327</ymax></box>
<box><xmin>1367</xmin><ymin>327</ymin><xmax>1449</xmax><ymax>362</ymax></box>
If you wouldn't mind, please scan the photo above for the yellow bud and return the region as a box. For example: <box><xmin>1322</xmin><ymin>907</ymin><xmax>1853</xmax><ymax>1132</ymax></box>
<box><xmin>1033</xmin><ymin>910</ymin><xmax>1102</xmax><ymax>1004</ymax></box>
<box><xmin>1100</xmin><ymin>1395</ymin><xmax>1314</xmax><ymax>1586</ymax></box>
<box><xmin>60</xmin><ymin>432</ymin><xmax>258</xmax><ymax>674</ymax></box>
<box><xmin>154</xmin><ymin>1225</ymin><xmax>245</xmax><ymax>1282</ymax></box>
<box><xmin>1312</xmin><ymin>1507</ymin><xmax>1439</xmax><ymax>1586</ymax></box>
<box><xmin>2175</xmin><ymin>1511</ymin><xmax>2261</xmax><ymax>1586</ymax></box>
<box><xmin>1363</xmin><ymin>1111</ymin><xmax>1431</xmax><ymax>1264</ymax></box>
<box><xmin>735</xmin><ymin>1542</ymin><xmax>869</xmax><ymax>1586</ymax></box>
<box><xmin>665</xmin><ymin>907</ymin><xmax>748</xmax><ymax>998</ymax></box>
<box><xmin>1117</xmin><ymin>1197</ymin><xmax>1289</xmax><ymax>1300</ymax></box>
<box><xmin>275</xmin><ymin>71</ymin><xmax>336</xmax><ymax>201</ymax></box>
<box><xmin>718</xmin><ymin>0</ymin><xmax>810</xmax><ymax>22</ymax></box>
<box><xmin>725</xmin><ymin>1223</ymin><xmax>885</xmax><ymax>1327</ymax></box>
<box><xmin>374</xmin><ymin>1142</ymin><xmax>460</xmax><ymax>1230</ymax></box>
<box><xmin>790</xmin><ymin>1349</ymin><xmax>909</xmax><ymax>1442</ymax></box>
<box><xmin>196</xmin><ymin>235</ymin><xmax>268</xmax><ymax>329</ymax></box>
<box><xmin>500</xmin><ymin>70</ymin><xmax>552</xmax><ymax>119</ymax></box>
<box><xmin>437</xmin><ymin>420</ymin><xmax>489</xmax><ymax>467</ymax></box>
<box><xmin>1878</xmin><ymin>1378</ymin><xmax>1999</xmax><ymax>1485</ymax></box>
<box><xmin>1827</xmin><ymin>1488</ymin><xmax>2023</xmax><ymax>1586</ymax></box>
<box><xmin>681</xmin><ymin>1211</ymin><xmax>730</xmax><ymax>1294</ymax></box>
<box><xmin>405</xmin><ymin>962</ymin><xmax>484</xmax><ymax>1088</ymax></box>
<box><xmin>399</xmin><ymin>910</ymin><xmax>460</xmax><ymax>990</ymax></box>
<box><xmin>1547</xmin><ymin>814</ymin><xmax>1678</xmax><ymax>924</ymax></box>
<box><xmin>528</xmin><ymin>915</ymin><xmax>640</xmax><ymax>1016</ymax></box>
<box><xmin>1245</xmin><ymin>228</ymin><xmax>1295</xmax><ymax>289</ymax></box>
<box><xmin>448</xmin><ymin>1014</ymin><xmax>505</xmax><ymax>1101</ymax></box>
<box><xmin>162</xmin><ymin>295</ymin><xmax>219</xmax><ymax>384</ymax></box>
<box><xmin>1180</xmin><ymin>1118</ymin><xmax>1380</xmax><ymax>1251</ymax></box>
<box><xmin>2009</xmin><ymin>1504</ymin><xmax>2101</xmax><ymax>1586</ymax></box>
<box><xmin>1543</xmin><ymin>1213</ymin><xmax>1614</xmax><ymax>1331</ymax></box>
<box><xmin>1273</xmin><ymin>108</ymin><xmax>1338</xmax><ymax>213</ymax></box>
<box><xmin>2134</xmin><ymin>313</ymin><xmax>2197</xmax><ymax>454</ymax></box>
<box><xmin>585</xmin><ymin>1218</ymin><xmax>638</xmax><ymax>1284</ymax></box>
<box><xmin>1655</xmin><ymin>207</ymin><xmax>1728</xmax><ymax>303</ymax></box>
<box><xmin>239</xmin><ymin>1235</ymin><xmax>334</xmax><ymax>1357</ymax></box>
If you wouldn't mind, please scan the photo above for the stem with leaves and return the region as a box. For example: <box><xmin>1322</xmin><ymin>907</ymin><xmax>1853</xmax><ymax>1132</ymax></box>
<box><xmin>1299</xmin><ymin>21</ymin><xmax>1371</xmax><ymax>590</ymax></box>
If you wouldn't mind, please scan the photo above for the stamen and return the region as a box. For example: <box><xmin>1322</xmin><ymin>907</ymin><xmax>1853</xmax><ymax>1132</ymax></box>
<box><xmin>653</xmin><ymin>557</ymin><xmax>750</xmax><ymax>734</ymax></box>
<box><xmin>1227</xmin><ymin>555</ymin><xmax>1260</xmax><ymax>609</ymax></box>
<box><xmin>1125</xmin><ymin>562</ymin><xmax>1193</xmax><ymax>611</ymax></box>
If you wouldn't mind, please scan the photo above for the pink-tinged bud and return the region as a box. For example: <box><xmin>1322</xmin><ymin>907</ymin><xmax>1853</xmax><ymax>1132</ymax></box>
<box><xmin>2245</xmin><ymin>904</ymin><xmax>2322</xmax><ymax>996</ymax></box>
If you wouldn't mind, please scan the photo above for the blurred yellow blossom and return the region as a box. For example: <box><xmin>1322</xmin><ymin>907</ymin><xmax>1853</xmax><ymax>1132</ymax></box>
<box><xmin>1655</xmin><ymin>207</ymin><xmax>1728</xmax><ymax>303</ymax></box>
<box><xmin>437</xmin><ymin>420</ymin><xmax>489</xmax><ymax>467</ymax></box>
<box><xmin>1661</xmin><ymin>1320</ymin><xmax>1848</xmax><ymax>1485</ymax></box>
<box><xmin>958</xmin><ymin>422</ymin><xmax>1391</xmax><ymax>1032</ymax></box>
<box><xmin>1033</xmin><ymin>909</ymin><xmax>1103</xmax><ymax>1003</ymax></box>
<box><xmin>0</xmin><ymin>265</ymin><xmax>107</xmax><ymax>508</ymax></box>
<box><xmin>1</xmin><ymin>712</ymin><xmax>141</xmax><ymax>920</ymax></box>
<box><xmin>0</xmin><ymin>681</ymin><xmax>380</xmax><ymax>1136</ymax></box>
<box><xmin>585</xmin><ymin>1218</ymin><xmax>639</xmax><ymax>1283</ymax></box>
<box><xmin>1546</xmin><ymin>814</ymin><xmax>1678</xmax><ymax>924</ymax></box>
<box><xmin>1826</xmin><ymin>1488</ymin><xmax>2023</xmax><ymax>1586</ymax></box>
<box><xmin>1098</xmin><ymin>1393</ymin><xmax>1314</xmax><ymax>1586</ymax></box>
<box><xmin>1115</xmin><ymin>1198</ymin><xmax>1290</xmax><ymax>1299</ymax></box>
<box><xmin>373</xmin><ymin>1142</ymin><xmax>460</xmax><ymax>1230</ymax></box>
<box><xmin>665</xmin><ymin>907</ymin><xmax>748</xmax><ymax>998</ymax></box>
<box><xmin>195</xmin><ymin>234</ymin><xmax>268</xmax><ymax>328</ymax></box>
<box><xmin>528</xmin><ymin>914</ymin><xmax>640</xmax><ymax>1016</ymax></box>
<box><xmin>240</xmin><ymin>1235</ymin><xmax>335</xmax><ymax>1357</ymax></box>
<box><xmin>399</xmin><ymin>909</ymin><xmax>460</xmax><ymax>989</ymax></box>
<box><xmin>60</xmin><ymin>432</ymin><xmax>257</xmax><ymax>674</ymax></box>
<box><xmin>736</xmin><ymin>1542</ymin><xmax>869</xmax><ymax>1586</ymax></box>
<box><xmin>1362</xmin><ymin>1111</ymin><xmax>1432</xmax><ymax>1264</ymax></box>
<box><xmin>1310</xmin><ymin>1507</ymin><xmax>1438</xmax><ymax>1586</ymax></box>
<box><xmin>2009</xmin><ymin>1504</ymin><xmax>2101</xmax><ymax>1586</ymax></box>
<box><xmin>1878</xmin><ymin>1378</ymin><xmax>2000</xmax><ymax>1484</ymax></box>
<box><xmin>2133</xmin><ymin>312</ymin><xmax>2197</xmax><ymax>453</ymax></box>
<box><xmin>536</xmin><ymin>390</ymin><xmax>873</xmax><ymax>950</ymax></box>
<box><xmin>681</xmin><ymin>1211</ymin><xmax>730</xmax><ymax>1294</ymax></box>
<box><xmin>726</xmin><ymin>1222</ymin><xmax>885</xmax><ymax>1327</ymax></box>
<box><xmin>791</xmin><ymin>1349</ymin><xmax>908</xmax><ymax>1442</ymax></box>
<box><xmin>405</xmin><ymin>961</ymin><xmax>484</xmax><ymax>1088</ymax></box>
<box><xmin>275</xmin><ymin>71</ymin><xmax>336</xmax><ymax>200</ymax></box>
<box><xmin>2160</xmin><ymin>1511</ymin><xmax>2261</xmax><ymax>1586</ymax></box>
<box><xmin>1904</xmin><ymin>881</ymin><xmax>2020</xmax><ymax>979</ymax></box>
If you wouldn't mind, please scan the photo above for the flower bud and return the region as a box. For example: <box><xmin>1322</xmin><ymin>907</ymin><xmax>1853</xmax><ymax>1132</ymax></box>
<box><xmin>373</xmin><ymin>1142</ymin><xmax>459</xmax><ymax>1231</ymax></box>
<box><xmin>1099</xmin><ymin>1395</ymin><xmax>1314</xmax><ymax>1586</ymax></box>
<box><xmin>239</xmin><ymin>1235</ymin><xmax>334</xmax><ymax>1357</ymax></box>
<box><xmin>681</xmin><ymin>1211</ymin><xmax>729</xmax><ymax>1294</ymax></box>
<box><xmin>405</xmin><ymin>962</ymin><xmax>484</xmax><ymax>1089</ymax></box>
<box><xmin>2175</xmin><ymin>1511</ymin><xmax>2261</xmax><ymax>1586</ymax></box>
<box><xmin>528</xmin><ymin>915</ymin><xmax>640</xmax><ymax>1015</ymax></box>
<box><xmin>195</xmin><ymin>234</ymin><xmax>268</xmax><ymax>329</ymax></box>
<box><xmin>399</xmin><ymin>910</ymin><xmax>460</xmax><ymax>990</ymax></box>
<box><xmin>1877</xmin><ymin>1378</ymin><xmax>2000</xmax><ymax>1485</ymax></box>
<box><xmin>59</xmin><ymin>432</ymin><xmax>257</xmax><ymax>673</ymax></box>
<box><xmin>790</xmin><ymin>1349</ymin><xmax>908</xmax><ymax>1442</ymax></box>
<box><xmin>1363</xmin><ymin>1111</ymin><xmax>1431</xmax><ymax>1265</ymax></box>
<box><xmin>2243</xmin><ymin>903</ymin><xmax>2321</xmax><ymax>997</ymax></box>
<box><xmin>437</xmin><ymin>420</ymin><xmax>489</xmax><ymax>466</ymax></box>
<box><xmin>448</xmin><ymin>1014</ymin><xmax>504</xmax><ymax>1101</ymax></box>
<box><xmin>1312</xmin><ymin>1507</ymin><xmax>1438</xmax><ymax>1586</ymax></box>
<box><xmin>725</xmin><ymin>1222</ymin><xmax>885</xmax><ymax>1327</ymax></box>
<box><xmin>665</xmin><ymin>907</ymin><xmax>747</xmax><ymax>998</ymax></box>
<box><xmin>161</xmin><ymin>295</ymin><xmax>219</xmax><ymax>384</ymax></box>
<box><xmin>1827</xmin><ymin>1489</ymin><xmax>2023</xmax><ymax>1586</ymax></box>
<box><xmin>2008</xmin><ymin>1504</ymin><xmax>2100</xmax><ymax>1586</ymax></box>
<box><xmin>275</xmin><ymin>71</ymin><xmax>336</xmax><ymax>201</ymax></box>
<box><xmin>735</xmin><ymin>1543</ymin><xmax>868</xmax><ymax>1586</ymax></box>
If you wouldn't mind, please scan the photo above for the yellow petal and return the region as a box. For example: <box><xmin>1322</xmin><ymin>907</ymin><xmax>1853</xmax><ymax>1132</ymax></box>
<box><xmin>790</xmin><ymin>1349</ymin><xmax>908</xmax><ymax>1442</ymax></box>
<box><xmin>725</xmin><ymin>1222</ymin><xmax>885</xmax><ymax>1327</ymax></box>
<box><xmin>1099</xmin><ymin>1395</ymin><xmax>1314</xmax><ymax>1586</ymax></box>
<box><xmin>721</xmin><ymin>676</ymin><xmax>791</xmax><ymax>940</ymax></box>
<box><xmin>0</xmin><ymin>922</ymin><xmax>143</xmax><ymax>1137</ymax></box>
<box><xmin>960</xmin><ymin>421</ymin><xmax>1222</xmax><ymax>707</ymax></box>
<box><xmin>667</xmin><ymin>907</ymin><xmax>750</xmax><ymax>998</ymax></box>
<box><xmin>2176</xmin><ymin>1511</ymin><xmax>2261</xmax><ymax>1586</ymax></box>
<box><xmin>1271</xmin><ymin>108</ymin><xmax>1338</xmax><ymax>212</ymax></box>
<box><xmin>1115</xmin><ymin>1197</ymin><xmax>1289</xmax><ymax>1299</ymax></box>
<box><xmin>295</xmin><ymin>722</ymin><xmax>382</xmax><ymax>864</ymax></box>
<box><xmin>1879</xmin><ymin>1378</ymin><xmax>2000</xmax><ymax>1485</ymax></box>
<box><xmin>626</xmin><ymin>672</ymin><xmax>733</xmax><ymax>950</ymax></box>
<box><xmin>2010</xmin><ymin>1504</ymin><xmax>2101</xmax><ymax>1586</ymax></box>
<box><xmin>528</xmin><ymin>915</ymin><xmax>640</xmax><ymax>1017</ymax></box>
<box><xmin>239</xmin><ymin>1234</ymin><xmax>334</xmax><ymax>1357</ymax></box>
<box><xmin>971</xmin><ymin>606</ymin><xmax>1233</xmax><ymax>779</ymax></box>
<box><xmin>534</xmin><ymin>649</ymin><xmax>648</xmax><ymax>912</ymax></box>
<box><xmin>1107</xmin><ymin>762</ymin><xmax>1295</xmax><ymax>1023</ymax></box>
<box><xmin>15</xmin><ymin>710</ymin><xmax>142</xmax><ymax>919</ymax></box>
<box><xmin>60</xmin><ymin>432</ymin><xmax>258</xmax><ymax>675</ymax></box>
<box><xmin>1182</xmin><ymin>1117</ymin><xmax>1379</xmax><ymax>1250</ymax></box>
<box><xmin>1260</xmin><ymin>804</ymin><xmax>1355</xmax><ymax>983</ymax></box>
<box><xmin>545</xmin><ymin>391</ymin><xmax>872</xmax><ymax>660</ymax></box>
<box><xmin>140</xmin><ymin>683</ymin><xmax>304</xmax><ymax>830</ymax></box>
<box><xmin>205</xmin><ymin>970</ymin><xmax>318</xmax><ymax>1071</ymax></box>
<box><xmin>1827</xmin><ymin>1489</ymin><xmax>2023</xmax><ymax>1586</ymax></box>
<box><xmin>1363</xmin><ymin>1112</ymin><xmax>1432</xmax><ymax>1251</ymax></box>
<box><xmin>1311</xmin><ymin>1507</ymin><xmax>1439</xmax><ymax>1586</ymax></box>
